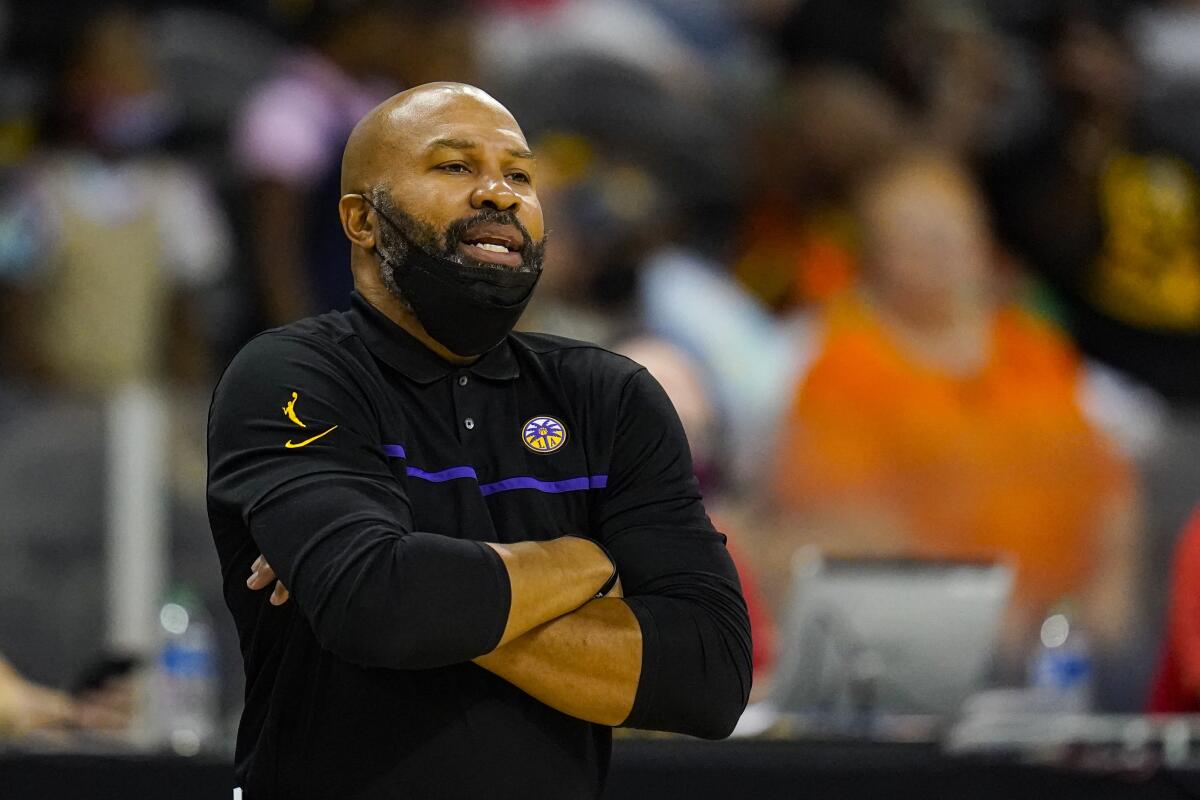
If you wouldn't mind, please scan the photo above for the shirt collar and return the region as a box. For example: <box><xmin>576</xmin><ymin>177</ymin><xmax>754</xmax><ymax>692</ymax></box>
<box><xmin>347</xmin><ymin>291</ymin><xmax>520</xmax><ymax>383</ymax></box>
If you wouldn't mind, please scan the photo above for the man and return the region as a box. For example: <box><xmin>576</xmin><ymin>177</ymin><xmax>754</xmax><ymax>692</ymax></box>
<box><xmin>207</xmin><ymin>83</ymin><xmax>751</xmax><ymax>799</ymax></box>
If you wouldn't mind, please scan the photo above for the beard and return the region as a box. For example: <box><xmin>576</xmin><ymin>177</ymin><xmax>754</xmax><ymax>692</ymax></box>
<box><xmin>368</xmin><ymin>187</ymin><xmax>546</xmax><ymax>302</ymax></box>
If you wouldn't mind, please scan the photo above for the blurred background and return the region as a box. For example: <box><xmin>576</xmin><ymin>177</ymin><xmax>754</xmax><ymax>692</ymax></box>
<box><xmin>3</xmin><ymin>0</ymin><xmax>1200</xmax><ymax>781</ymax></box>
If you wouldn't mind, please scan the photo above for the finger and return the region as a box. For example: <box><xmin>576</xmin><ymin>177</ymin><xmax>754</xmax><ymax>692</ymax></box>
<box><xmin>269</xmin><ymin>582</ymin><xmax>290</xmax><ymax>606</ymax></box>
<box><xmin>75</xmin><ymin>697</ymin><xmax>132</xmax><ymax>730</ymax></box>
<box><xmin>248</xmin><ymin>562</ymin><xmax>278</xmax><ymax>590</ymax></box>
<box><xmin>247</xmin><ymin>555</ymin><xmax>268</xmax><ymax>587</ymax></box>
<box><xmin>81</xmin><ymin>679</ymin><xmax>136</xmax><ymax>716</ymax></box>
<box><xmin>25</xmin><ymin>686</ymin><xmax>77</xmax><ymax>730</ymax></box>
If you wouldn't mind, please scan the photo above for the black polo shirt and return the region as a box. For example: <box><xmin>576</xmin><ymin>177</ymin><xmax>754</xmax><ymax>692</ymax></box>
<box><xmin>207</xmin><ymin>292</ymin><xmax>752</xmax><ymax>800</ymax></box>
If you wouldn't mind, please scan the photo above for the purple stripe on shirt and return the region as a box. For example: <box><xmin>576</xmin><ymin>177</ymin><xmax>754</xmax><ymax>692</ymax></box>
<box><xmin>382</xmin><ymin>444</ymin><xmax>607</xmax><ymax>495</ymax></box>
<box><xmin>479</xmin><ymin>475</ymin><xmax>608</xmax><ymax>497</ymax></box>
<box><xmin>405</xmin><ymin>465</ymin><xmax>479</xmax><ymax>483</ymax></box>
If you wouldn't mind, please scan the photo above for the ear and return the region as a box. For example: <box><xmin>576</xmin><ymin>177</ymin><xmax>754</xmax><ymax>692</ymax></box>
<box><xmin>339</xmin><ymin>193</ymin><xmax>376</xmax><ymax>250</ymax></box>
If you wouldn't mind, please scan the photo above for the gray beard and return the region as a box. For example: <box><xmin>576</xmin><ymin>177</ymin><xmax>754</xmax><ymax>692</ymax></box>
<box><xmin>377</xmin><ymin>249</ymin><xmax>405</xmax><ymax>305</ymax></box>
<box><xmin>367</xmin><ymin>185</ymin><xmax>545</xmax><ymax>308</ymax></box>
<box><xmin>370</xmin><ymin>187</ymin><xmax>420</xmax><ymax>309</ymax></box>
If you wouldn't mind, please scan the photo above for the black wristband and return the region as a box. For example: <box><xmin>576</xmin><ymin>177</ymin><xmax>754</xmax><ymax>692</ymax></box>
<box><xmin>595</xmin><ymin>567</ymin><xmax>619</xmax><ymax>599</ymax></box>
<box><xmin>590</xmin><ymin>538</ymin><xmax>619</xmax><ymax>597</ymax></box>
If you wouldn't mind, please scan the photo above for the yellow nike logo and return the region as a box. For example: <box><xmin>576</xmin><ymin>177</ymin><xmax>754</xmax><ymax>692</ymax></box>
<box><xmin>282</xmin><ymin>392</ymin><xmax>306</xmax><ymax>428</ymax></box>
<box><xmin>285</xmin><ymin>426</ymin><xmax>338</xmax><ymax>449</ymax></box>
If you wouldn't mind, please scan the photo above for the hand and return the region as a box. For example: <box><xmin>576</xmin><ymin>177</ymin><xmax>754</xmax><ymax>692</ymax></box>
<box><xmin>247</xmin><ymin>555</ymin><xmax>290</xmax><ymax>606</ymax></box>
<box><xmin>0</xmin><ymin>659</ymin><xmax>77</xmax><ymax>736</ymax></box>
<box><xmin>74</xmin><ymin>675</ymin><xmax>135</xmax><ymax>731</ymax></box>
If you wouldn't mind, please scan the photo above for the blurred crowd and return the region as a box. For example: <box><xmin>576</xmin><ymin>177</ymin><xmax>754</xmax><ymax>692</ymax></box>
<box><xmin>3</xmin><ymin>0</ymin><xmax>1200</xmax><ymax>735</ymax></box>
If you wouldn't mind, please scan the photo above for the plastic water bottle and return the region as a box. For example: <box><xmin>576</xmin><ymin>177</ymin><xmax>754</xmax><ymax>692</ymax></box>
<box><xmin>1028</xmin><ymin>602</ymin><xmax>1094</xmax><ymax>713</ymax></box>
<box><xmin>155</xmin><ymin>587</ymin><xmax>218</xmax><ymax>755</ymax></box>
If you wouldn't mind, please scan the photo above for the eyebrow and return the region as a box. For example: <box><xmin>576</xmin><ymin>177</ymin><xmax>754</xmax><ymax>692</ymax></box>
<box><xmin>428</xmin><ymin>138</ymin><xmax>535</xmax><ymax>160</ymax></box>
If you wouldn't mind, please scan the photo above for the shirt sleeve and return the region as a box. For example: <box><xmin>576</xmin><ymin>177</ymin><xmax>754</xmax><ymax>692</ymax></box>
<box><xmin>597</xmin><ymin>367</ymin><xmax>753</xmax><ymax>739</ymax></box>
<box><xmin>207</xmin><ymin>332</ymin><xmax>510</xmax><ymax>670</ymax></box>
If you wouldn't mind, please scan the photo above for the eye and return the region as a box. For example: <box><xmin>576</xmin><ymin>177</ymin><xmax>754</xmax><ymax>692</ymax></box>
<box><xmin>507</xmin><ymin>171</ymin><xmax>531</xmax><ymax>184</ymax></box>
<box><xmin>438</xmin><ymin>162</ymin><xmax>470</xmax><ymax>174</ymax></box>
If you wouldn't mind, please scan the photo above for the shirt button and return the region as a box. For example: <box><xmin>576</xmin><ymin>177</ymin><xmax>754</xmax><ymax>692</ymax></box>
<box><xmin>458</xmin><ymin>375</ymin><xmax>469</xmax><ymax>387</ymax></box>
<box><xmin>464</xmin><ymin>417</ymin><xmax>475</xmax><ymax>430</ymax></box>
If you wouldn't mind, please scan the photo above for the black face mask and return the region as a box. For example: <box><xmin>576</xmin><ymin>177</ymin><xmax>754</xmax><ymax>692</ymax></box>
<box><xmin>363</xmin><ymin>196</ymin><xmax>542</xmax><ymax>357</ymax></box>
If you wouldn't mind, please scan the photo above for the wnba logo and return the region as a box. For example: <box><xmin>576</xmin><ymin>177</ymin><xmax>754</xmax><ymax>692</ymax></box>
<box><xmin>522</xmin><ymin>416</ymin><xmax>566</xmax><ymax>453</ymax></box>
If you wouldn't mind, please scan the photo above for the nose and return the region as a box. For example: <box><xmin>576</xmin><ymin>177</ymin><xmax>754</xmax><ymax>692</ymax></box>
<box><xmin>470</xmin><ymin>175</ymin><xmax>520</xmax><ymax>212</ymax></box>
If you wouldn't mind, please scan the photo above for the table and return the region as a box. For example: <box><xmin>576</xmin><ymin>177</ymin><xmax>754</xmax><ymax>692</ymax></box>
<box><xmin>605</xmin><ymin>739</ymin><xmax>1200</xmax><ymax>800</ymax></box>
<box><xmin>3</xmin><ymin>738</ymin><xmax>1199</xmax><ymax>799</ymax></box>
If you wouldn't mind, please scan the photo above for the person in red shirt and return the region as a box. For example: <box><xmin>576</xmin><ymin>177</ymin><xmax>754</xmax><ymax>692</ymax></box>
<box><xmin>1149</xmin><ymin>507</ymin><xmax>1200</xmax><ymax>712</ymax></box>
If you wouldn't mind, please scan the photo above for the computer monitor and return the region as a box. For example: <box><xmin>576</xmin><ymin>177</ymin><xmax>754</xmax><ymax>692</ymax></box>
<box><xmin>767</xmin><ymin>550</ymin><xmax>1013</xmax><ymax>728</ymax></box>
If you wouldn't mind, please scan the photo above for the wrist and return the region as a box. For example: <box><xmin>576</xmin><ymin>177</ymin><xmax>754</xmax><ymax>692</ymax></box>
<box><xmin>594</xmin><ymin>559</ymin><xmax>619</xmax><ymax>599</ymax></box>
<box><xmin>563</xmin><ymin>535</ymin><xmax>617</xmax><ymax>597</ymax></box>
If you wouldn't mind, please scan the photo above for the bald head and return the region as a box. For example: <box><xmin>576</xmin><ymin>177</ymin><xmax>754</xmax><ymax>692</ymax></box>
<box><xmin>341</xmin><ymin>82</ymin><xmax>526</xmax><ymax>194</ymax></box>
